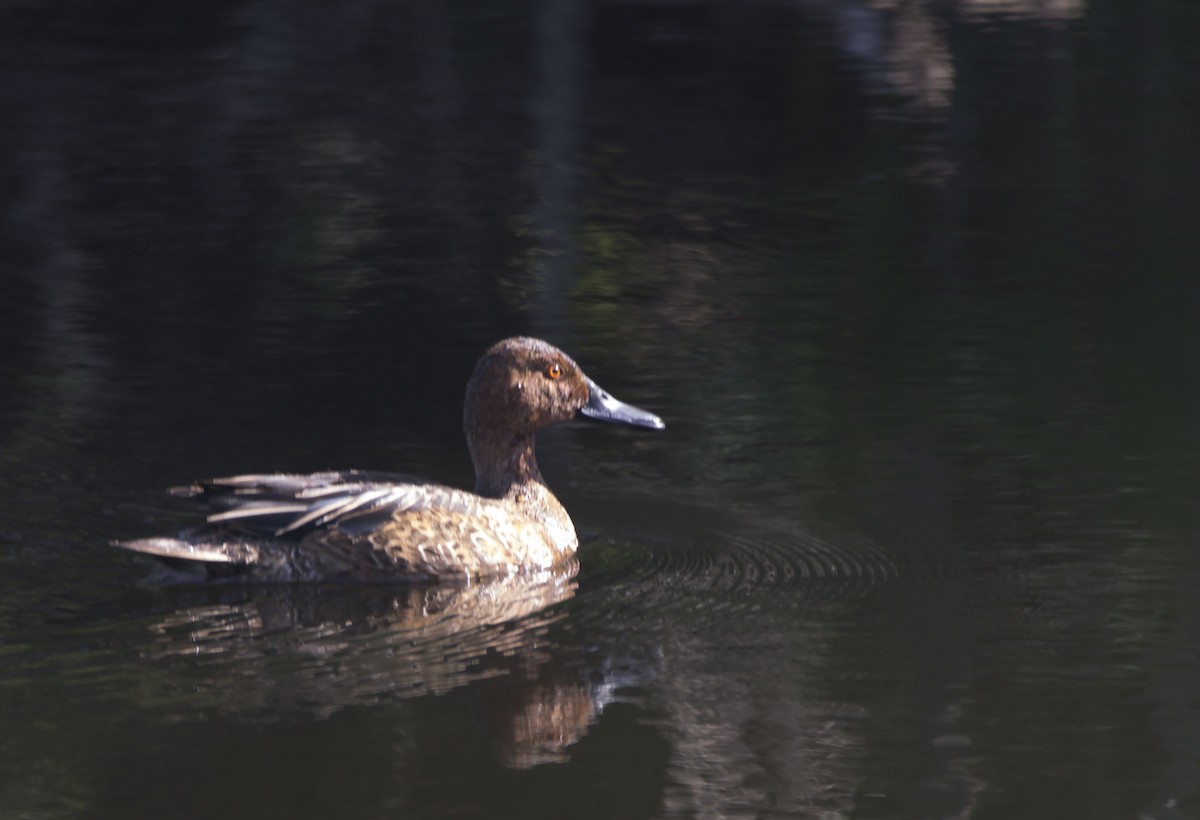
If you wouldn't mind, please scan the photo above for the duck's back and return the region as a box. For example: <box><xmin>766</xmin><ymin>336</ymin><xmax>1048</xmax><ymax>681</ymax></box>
<box><xmin>117</xmin><ymin>471</ymin><xmax>576</xmax><ymax>582</ymax></box>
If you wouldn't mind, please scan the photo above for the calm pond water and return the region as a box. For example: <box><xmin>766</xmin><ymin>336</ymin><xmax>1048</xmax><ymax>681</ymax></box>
<box><xmin>3</xmin><ymin>1</ymin><xmax>1200</xmax><ymax>818</ymax></box>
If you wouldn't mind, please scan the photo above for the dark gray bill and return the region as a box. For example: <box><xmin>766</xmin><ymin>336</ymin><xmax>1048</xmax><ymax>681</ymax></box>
<box><xmin>579</xmin><ymin>377</ymin><xmax>665</xmax><ymax>429</ymax></box>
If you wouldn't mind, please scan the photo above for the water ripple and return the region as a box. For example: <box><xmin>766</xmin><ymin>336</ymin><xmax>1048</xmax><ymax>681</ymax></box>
<box><xmin>578</xmin><ymin>521</ymin><xmax>901</xmax><ymax>618</ymax></box>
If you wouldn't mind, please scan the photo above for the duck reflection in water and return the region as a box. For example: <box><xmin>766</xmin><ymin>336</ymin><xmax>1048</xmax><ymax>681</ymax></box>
<box><xmin>141</xmin><ymin>570</ymin><xmax>658</xmax><ymax>769</ymax></box>
<box><xmin>116</xmin><ymin>337</ymin><xmax>664</xmax><ymax>582</ymax></box>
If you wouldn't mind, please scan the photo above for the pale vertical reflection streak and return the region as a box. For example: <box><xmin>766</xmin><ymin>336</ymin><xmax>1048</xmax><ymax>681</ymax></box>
<box><xmin>653</xmin><ymin>624</ymin><xmax>866</xmax><ymax>819</ymax></box>
<box><xmin>530</xmin><ymin>0</ymin><xmax>586</xmax><ymax>340</ymax></box>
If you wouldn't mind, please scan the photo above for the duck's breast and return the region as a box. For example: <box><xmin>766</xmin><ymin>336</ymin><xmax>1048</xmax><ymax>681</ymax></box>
<box><xmin>296</xmin><ymin>489</ymin><xmax>576</xmax><ymax>580</ymax></box>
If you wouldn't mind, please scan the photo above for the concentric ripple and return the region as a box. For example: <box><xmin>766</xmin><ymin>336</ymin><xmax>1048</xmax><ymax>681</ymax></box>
<box><xmin>578</xmin><ymin>520</ymin><xmax>901</xmax><ymax>615</ymax></box>
<box><xmin>651</xmin><ymin>530</ymin><xmax>900</xmax><ymax>590</ymax></box>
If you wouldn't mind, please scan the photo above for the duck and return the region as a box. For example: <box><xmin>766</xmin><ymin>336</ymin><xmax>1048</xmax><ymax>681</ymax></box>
<box><xmin>115</xmin><ymin>337</ymin><xmax>665</xmax><ymax>582</ymax></box>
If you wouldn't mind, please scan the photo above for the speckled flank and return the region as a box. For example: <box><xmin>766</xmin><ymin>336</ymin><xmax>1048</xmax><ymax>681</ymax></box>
<box><xmin>115</xmin><ymin>337</ymin><xmax>663</xmax><ymax>582</ymax></box>
<box><xmin>303</xmin><ymin>489</ymin><xmax>570</xmax><ymax>581</ymax></box>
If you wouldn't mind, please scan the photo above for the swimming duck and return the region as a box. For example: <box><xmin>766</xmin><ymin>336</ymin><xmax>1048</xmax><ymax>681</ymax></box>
<box><xmin>115</xmin><ymin>337</ymin><xmax>664</xmax><ymax>582</ymax></box>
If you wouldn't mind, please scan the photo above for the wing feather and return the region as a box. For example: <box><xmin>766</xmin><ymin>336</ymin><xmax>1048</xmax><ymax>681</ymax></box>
<box><xmin>173</xmin><ymin>473</ymin><xmax>482</xmax><ymax>540</ymax></box>
<box><xmin>275</xmin><ymin>488</ymin><xmax>395</xmax><ymax>535</ymax></box>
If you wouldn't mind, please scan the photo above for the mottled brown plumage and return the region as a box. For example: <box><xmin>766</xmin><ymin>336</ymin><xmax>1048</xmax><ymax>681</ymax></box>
<box><xmin>115</xmin><ymin>337</ymin><xmax>664</xmax><ymax>582</ymax></box>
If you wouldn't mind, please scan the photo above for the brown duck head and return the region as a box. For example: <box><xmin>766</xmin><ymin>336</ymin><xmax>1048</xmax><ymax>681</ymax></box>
<box><xmin>463</xmin><ymin>337</ymin><xmax>664</xmax><ymax>497</ymax></box>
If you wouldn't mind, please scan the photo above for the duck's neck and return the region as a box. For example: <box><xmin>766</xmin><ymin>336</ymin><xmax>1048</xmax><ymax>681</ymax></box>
<box><xmin>468</xmin><ymin>429</ymin><xmax>547</xmax><ymax>500</ymax></box>
<box><xmin>466</xmin><ymin>424</ymin><xmax>578</xmax><ymax>555</ymax></box>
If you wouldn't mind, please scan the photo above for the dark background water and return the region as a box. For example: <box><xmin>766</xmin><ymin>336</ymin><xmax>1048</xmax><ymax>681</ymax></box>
<box><xmin>3</xmin><ymin>1</ymin><xmax>1200</xmax><ymax>817</ymax></box>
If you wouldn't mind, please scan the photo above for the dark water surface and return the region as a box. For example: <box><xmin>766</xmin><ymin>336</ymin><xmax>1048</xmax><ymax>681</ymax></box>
<box><xmin>3</xmin><ymin>1</ymin><xmax>1200</xmax><ymax>818</ymax></box>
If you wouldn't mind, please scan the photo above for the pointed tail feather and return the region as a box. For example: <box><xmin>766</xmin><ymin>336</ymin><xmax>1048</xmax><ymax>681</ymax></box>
<box><xmin>113</xmin><ymin>537</ymin><xmax>261</xmax><ymax>565</ymax></box>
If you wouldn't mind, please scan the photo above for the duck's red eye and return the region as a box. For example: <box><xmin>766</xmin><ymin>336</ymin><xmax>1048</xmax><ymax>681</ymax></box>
<box><xmin>546</xmin><ymin>362</ymin><xmax>563</xmax><ymax>380</ymax></box>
